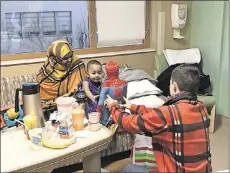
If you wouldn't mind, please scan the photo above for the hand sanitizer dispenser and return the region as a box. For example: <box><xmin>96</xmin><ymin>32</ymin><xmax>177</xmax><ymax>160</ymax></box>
<box><xmin>171</xmin><ymin>4</ymin><xmax>187</xmax><ymax>39</ymax></box>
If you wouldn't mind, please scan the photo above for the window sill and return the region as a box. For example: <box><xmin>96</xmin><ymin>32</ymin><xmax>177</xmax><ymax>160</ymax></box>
<box><xmin>1</xmin><ymin>48</ymin><xmax>155</xmax><ymax>66</ymax></box>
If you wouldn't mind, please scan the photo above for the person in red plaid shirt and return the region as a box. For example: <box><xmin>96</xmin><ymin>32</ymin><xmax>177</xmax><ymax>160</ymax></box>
<box><xmin>105</xmin><ymin>64</ymin><xmax>212</xmax><ymax>173</ymax></box>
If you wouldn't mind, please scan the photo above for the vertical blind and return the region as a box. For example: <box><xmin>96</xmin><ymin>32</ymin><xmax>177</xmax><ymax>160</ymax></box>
<box><xmin>96</xmin><ymin>1</ymin><xmax>146</xmax><ymax>47</ymax></box>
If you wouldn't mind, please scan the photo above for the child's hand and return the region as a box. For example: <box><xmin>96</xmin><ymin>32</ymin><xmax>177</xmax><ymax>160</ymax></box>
<box><xmin>92</xmin><ymin>95</ymin><xmax>99</xmax><ymax>103</ymax></box>
<box><xmin>119</xmin><ymin>97</ymin><xmax>131</xmax><ymax>109</ymax></box>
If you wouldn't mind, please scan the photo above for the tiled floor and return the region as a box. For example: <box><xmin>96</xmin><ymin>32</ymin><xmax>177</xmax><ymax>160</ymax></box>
<box><xmin>53</xmin><ymin>115</ymin><xmax>229</xmax><ymax>173</ymax></box>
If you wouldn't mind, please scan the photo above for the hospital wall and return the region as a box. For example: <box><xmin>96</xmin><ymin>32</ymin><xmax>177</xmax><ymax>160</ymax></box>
<box><xmin>190</xmin><ymin>1</ymin><xmax>229</xmax><ymax>117</ymax></box>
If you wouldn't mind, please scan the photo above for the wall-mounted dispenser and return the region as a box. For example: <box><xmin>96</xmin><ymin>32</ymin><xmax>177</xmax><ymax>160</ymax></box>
<box><xmin>171</xmin><ymin>4</ymin><xmax>187</xmax><ymax>39</ymax></box>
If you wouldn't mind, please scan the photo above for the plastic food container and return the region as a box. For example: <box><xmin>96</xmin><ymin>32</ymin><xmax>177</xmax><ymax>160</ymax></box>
<box><xmin>55</xmin><ymin>97</ymin><xmax>77</xmax><ymax>113</ymax></box>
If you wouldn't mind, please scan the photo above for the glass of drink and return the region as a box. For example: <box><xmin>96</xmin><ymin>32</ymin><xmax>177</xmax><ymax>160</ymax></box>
<box><xmin>71</xmin><ymin>106</ymin><xmax>85</xmax><ymax>131</ymax></box>
<box><xmin>23</xmin><ymin>114</ymin><xmax>37</xmax><ymax>140</ymax></box>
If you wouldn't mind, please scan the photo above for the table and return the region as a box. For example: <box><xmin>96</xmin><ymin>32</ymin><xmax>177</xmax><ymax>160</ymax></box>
<box><xmin>1</xmin><ymin>125</ymin><xmax>112</xmax><ymax>172</ymax></box>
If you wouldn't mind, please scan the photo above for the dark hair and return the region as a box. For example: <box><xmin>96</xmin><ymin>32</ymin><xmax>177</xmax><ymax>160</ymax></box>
<box><xmin>87</xmin><ymin>60</ymin><xmax>102</xmax><ymax>70</ymax></box>
<box><xmin>171</xmin><ymin>64</ymin><xmax>201</xmax><ymax>93</ymax></box>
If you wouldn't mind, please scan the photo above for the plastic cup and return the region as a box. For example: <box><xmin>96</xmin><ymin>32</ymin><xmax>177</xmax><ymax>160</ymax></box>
<box><xmin>71</xmin><ymin>107</ymin><xmax>85</xmax><ymax>131</ymax></box>
<box><xmin>28</xmin><ymin>128</ymin><xmax>42</xmax><ymax>150</ymax></box>
<box><xmin>23</xmin><ymin>114</ymin><xmax>37</xmax><ymax>140</ymax></box>
<box><xmin>88</xmin><ymin>112</ymin><xmax>101</xmax><ymax>131</ymax></box>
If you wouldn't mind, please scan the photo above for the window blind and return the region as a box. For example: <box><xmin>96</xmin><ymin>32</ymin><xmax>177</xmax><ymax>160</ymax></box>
<box><xmin>96</xmin><ymin>1</ymin><xmax>146</xmax><ymax>47</ymax></box>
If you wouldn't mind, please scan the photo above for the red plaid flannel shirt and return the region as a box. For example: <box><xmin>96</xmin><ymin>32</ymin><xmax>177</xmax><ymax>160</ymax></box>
<box><xmin>108</xmin><ymin>98</ymin><xmax>212</xmax><ymax>173</ymax></box>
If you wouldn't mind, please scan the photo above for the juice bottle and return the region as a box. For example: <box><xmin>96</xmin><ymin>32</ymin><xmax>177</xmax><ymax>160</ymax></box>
<box><xmin>71</xmin><ymin>106</ymin><xmax>85</xmax><ymax>131</ymax></box>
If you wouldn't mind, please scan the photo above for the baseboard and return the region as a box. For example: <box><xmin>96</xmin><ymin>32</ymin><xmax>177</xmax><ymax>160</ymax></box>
<box><xmin>216</xmin><ymin>115</ymin><xmax>229</xmax><ymax>130</ymax></box>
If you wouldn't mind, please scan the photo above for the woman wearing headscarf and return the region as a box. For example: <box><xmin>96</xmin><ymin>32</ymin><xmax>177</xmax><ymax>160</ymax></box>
<box><xmin>36</xmin><ymin>39</ymin><xmax>86</xmax><ymax>102</ymax></box>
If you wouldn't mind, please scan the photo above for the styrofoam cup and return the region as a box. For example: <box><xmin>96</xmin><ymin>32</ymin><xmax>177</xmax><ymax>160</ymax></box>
<box><xmin>88</xmin><ymin>112</ymin><xmax>100</xmax><ymax>131</ymax></box>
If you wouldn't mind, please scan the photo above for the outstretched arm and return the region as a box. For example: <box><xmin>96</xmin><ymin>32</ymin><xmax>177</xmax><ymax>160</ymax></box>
<box><xmin>82</xmin><ymin>81</ymin><xmax>97</xmax><ymax>102</ymax></box>
<box><xmin>109</xmin><ymin>103</ymin><xmax>168</xmax><ymax>135</ymax></box>
<box><xmin>106</xmin><ymin>96</ymin><xmax>168</xmax><ymax>135</ymax></box>
<box><xmin>121</xmin><ymin>97</ymin><xmax>162</xmax><ymax>115</ymax></box>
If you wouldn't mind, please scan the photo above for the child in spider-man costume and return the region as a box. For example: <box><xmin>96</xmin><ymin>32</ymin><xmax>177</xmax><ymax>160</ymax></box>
<box><xmin>97</xmin><ymin>61</ymin><xmax>127</xmax><ymax>125</ymax></box>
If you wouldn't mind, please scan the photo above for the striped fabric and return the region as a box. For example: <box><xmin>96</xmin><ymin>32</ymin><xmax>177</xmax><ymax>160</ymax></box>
<box><xmin>132</xmin><ymin>134</ymin><xmax>156</xmax><ymax>169</ymax></box>
<box><xmin>134</xmin><ymin>147</ymin><xmax>156</xmax><ymax>169</ymax></box>
<box><xmin>36</xmin><ymin>40</ymin><xmax>86</xmax><ymax>101</ymax></box>
<box><xmin>109</xmin><ymin>93</ymin><xmax>212</xmax><ymax>173</ymax></box>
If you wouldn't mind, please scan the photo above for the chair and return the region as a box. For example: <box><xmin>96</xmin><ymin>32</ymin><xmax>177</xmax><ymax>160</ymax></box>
<box><xmin>154</xmin><ymin>54</ymin><xmax>216</xmax><ymax>133</ymax></box>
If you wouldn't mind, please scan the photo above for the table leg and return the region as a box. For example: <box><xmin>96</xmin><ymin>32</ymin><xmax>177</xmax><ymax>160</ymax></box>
<box><xmin>83</xmin><ymin>152</ymin><xmax>101</xmax><ymax>173</ymax></box>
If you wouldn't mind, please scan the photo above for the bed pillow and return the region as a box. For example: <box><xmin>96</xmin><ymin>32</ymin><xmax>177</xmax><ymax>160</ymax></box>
<box><xmin>119</xmin><ymin>68</ymin><xmax>157</xmax><ymax>84</ymax></box>
<box><xmin>130</xmin><ymin>95</ymin><xmax>165</xmax><ymax>108</ymax></box>
<box><xmin>163</xmin><ymin>48</ymin><xmax>201</xmax><ymax>66</ymax></box>
<box><xmin>127</xmin><ymin>79</ymin><xmax>162</xmax><ymax>99</ymax></box>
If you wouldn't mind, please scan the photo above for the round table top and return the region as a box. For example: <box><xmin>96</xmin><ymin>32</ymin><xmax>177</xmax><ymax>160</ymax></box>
<box><xmin>1</xmin><ymin>125</ymin><xmax>112</xmax><ymax>172</ymax></box>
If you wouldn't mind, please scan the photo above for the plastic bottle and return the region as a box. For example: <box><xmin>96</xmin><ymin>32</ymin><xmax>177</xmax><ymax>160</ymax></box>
<box><xmin>71</xmin><ymin>106</ymin><xmax>85</xmax><ymax>131</ymax></box>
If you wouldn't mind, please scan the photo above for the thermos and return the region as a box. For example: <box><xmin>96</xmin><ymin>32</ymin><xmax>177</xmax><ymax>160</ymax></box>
<box><xmin>15</xmin><ymin>82</ymin><xmax>45</xmax><ymax>128</ymax></box>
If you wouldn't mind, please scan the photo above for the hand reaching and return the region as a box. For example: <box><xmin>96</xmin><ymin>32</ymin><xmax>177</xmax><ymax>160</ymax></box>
<box><xmin>119</xmin><ymin>97</ymin><xmax>131</xmax><ymax>109</ymax></box>
<box><xmin>105</xmin><ymin>95</ymin><xmax>131</xmax><ymax>110</ymax></box>
<box><xmin>92</xmin><ymin>95</ymin><xmax>99</xmax><ymax>103</ymax></box>
<box><xmin>105</xmin><ymin>95</ymin><xmax>117</xmax><ymax>107</ymax></box>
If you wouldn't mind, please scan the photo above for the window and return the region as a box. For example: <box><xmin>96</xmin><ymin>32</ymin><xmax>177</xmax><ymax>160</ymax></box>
<box><xmin>1</xmin><ymin>1</ymin><xmax>89</xmax><ymax>56</ymax></box>
<box><xmin>40</xmin><ymin>12</ymin><xmax>56</xmax><ymax>36</ymax></box>
<box><xmin>57</xmin><ymin>12</ymin><xmax>72</xmax><ymax>35</ymax></box>
<box><xmin>96</xmin><ymin>1</ymin><xmax>146</xmax><ymax>47</ymax></box>
<box><xmin>5</xmin><ymin>13</ymin><xmax>22</xmax><ymax>37</ymax></box>
<box><xmin>21</xmin><ymin>12</ymin><xmax>40</xmax><ymax>37</ymax></box>
<box><xmin>1</xmin><ymin>1</ymin><xmax>150</xmax><ymax>61</ymax></box>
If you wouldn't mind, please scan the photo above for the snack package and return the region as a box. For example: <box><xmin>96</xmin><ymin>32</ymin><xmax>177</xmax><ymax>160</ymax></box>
<box><xmin>49</xmin><ymin>111</ymin><xmax>74</xmax><ymax>137</ymax></box>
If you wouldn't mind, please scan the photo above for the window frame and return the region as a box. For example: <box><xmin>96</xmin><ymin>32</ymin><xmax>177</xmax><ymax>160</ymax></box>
<box><xmin>1</xmin><ymin>1</ymin><xmax>150</xmax><ymax>61</ymax></box>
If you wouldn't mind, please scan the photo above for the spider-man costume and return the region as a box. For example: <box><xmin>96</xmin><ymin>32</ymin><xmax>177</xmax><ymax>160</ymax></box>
<box><xmin>97</xmin><ymin>61</ymin><xmax>127</xmax><ymax>125</ymax></box>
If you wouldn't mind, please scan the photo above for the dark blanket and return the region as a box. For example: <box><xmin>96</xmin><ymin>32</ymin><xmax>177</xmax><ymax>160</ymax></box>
<box><xmin>156</xmin><ymin>63</ymin><xmax>211</xmax><ymax>96</ymax></box>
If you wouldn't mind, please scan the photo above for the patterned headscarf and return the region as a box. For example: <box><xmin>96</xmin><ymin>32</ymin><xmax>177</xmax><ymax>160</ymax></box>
<box><xmin>37</xmin><ymin>39</ymin><xmax>86</xmax><ymax>100</ymax></box>
<box><xmin>41</xmin><ymin>39</ymin><xmax>80</xmax><ymax>81</ymax></box>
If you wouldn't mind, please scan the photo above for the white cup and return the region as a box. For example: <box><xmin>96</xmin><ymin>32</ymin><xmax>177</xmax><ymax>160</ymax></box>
<box><xmin>28</xmin><ymin>128</ymin><xmax>43</xmax><ymax>150</ymax></box>
<box><xmin>88</xmin><ymin>112</ymin><xmax>101</xmax><ymax>131</ymax></box>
